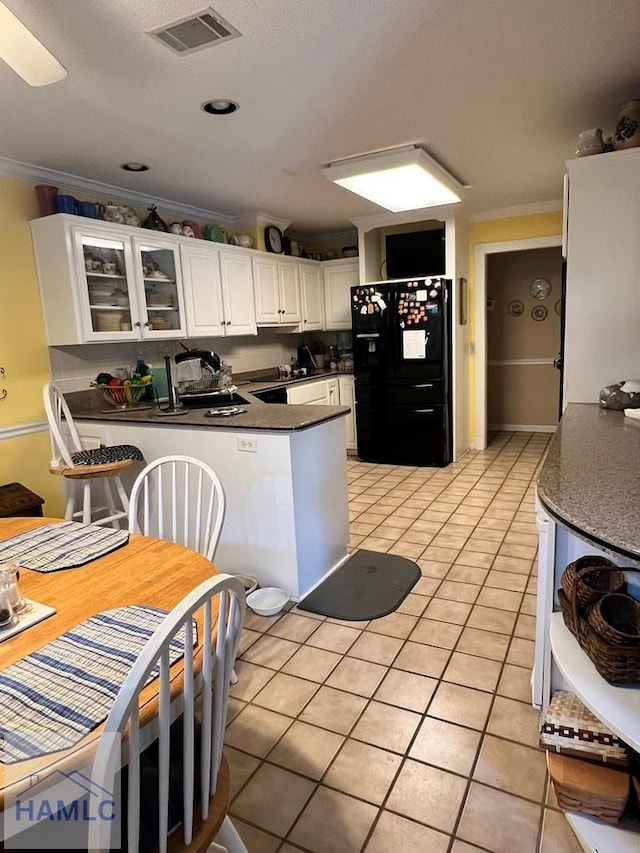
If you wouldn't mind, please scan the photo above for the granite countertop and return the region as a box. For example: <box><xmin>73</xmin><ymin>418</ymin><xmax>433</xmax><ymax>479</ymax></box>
<box><xmin>66</xmin><ymin>373</ymin><xmax>350</xmax><ymax>433</ymax></box>
<box><xmin>537</xmin><ymin>403</ymin><xmax>640</xmax><ymax>561</ymax></box>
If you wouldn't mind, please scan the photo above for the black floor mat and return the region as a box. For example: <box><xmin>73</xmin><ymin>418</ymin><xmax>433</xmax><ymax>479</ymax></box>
<box><xmin>297</xmin><ymin>549</ymin><xmax>421</xmax><ymax>621</ymax></box>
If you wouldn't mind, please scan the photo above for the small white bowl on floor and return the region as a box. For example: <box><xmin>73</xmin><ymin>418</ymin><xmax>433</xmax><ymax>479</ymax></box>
<box><xmin>246</xmin><ymin>587</ymin><xmax>288</xmax><ymax>617</ymax></box>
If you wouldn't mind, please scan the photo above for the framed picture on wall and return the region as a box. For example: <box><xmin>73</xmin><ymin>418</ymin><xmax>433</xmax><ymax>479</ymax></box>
<box><xmin>459</xmin><ymin>277</ymin><xmax>468</xmax><ymax>325</ymax></box>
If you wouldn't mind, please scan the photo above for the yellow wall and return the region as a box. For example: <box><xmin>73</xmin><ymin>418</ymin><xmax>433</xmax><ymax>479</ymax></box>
<box><xmin>467</xmin><ymin>210</ymin><xmax>563</xmax><ymax>439</ymax></box>
<box><xmin>0</xmin><ymin>175</ymin><xmax>64</xmax><ymax>515</ymax></box>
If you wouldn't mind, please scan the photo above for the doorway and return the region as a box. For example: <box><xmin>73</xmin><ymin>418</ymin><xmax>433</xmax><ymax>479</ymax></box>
<box><xmin>475</xmin><ymin>236</ymin><xmax>563</xmax><ymax>450</ymax></box>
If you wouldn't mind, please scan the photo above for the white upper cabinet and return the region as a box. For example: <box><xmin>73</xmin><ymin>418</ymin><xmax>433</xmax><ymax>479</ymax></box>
<box><xmin>298</xmin><ymin>261</ymin><xmax>324</xmax><ymax>331</ymax></box>
<box><xmin>181</xmin><ymin>244</ymin><xmax>257</xmax><ymax>338</ymax></box>
<box><xmin>179</xmin><ymin>243</ymin><xmax>225</xmax><ymax>337</ymax></box>
<box><xmin>29</xmin><ymin>215</ymin><xmax>187</xmax><ymax>344</ymax></box>
<box><xmin>252</xmin><ymin>255</ymin><xmax>301</xmax><ymax>325</ymax></box>
<box><xmin>322</xmin><ymin>259</ymin><xmax>358</xmax><ymax>330</ymax></box>
<box><xmin>218</xmin><ymin>250</ymin><xmax>258</xmax><ymax>336</ymax></box>
<box><xmin>277</xmin><ymin>258</ymin><xmax>301</xmax><ymax>323</ymax></box>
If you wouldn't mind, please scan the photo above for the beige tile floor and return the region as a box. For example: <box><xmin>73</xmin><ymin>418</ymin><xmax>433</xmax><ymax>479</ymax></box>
<box><xmin>223</xmin><ymin>432</ymin><xmax>584</xmax><ymax>853</ymax></box>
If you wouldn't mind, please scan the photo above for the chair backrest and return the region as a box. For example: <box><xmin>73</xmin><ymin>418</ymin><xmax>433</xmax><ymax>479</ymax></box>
<box><xmin>128</xmin><ymin>456</ymin><xmax>225</xmax><ymax>562</ymax></box>
<box><xmin>88</xmin><ymin>573</ymin><xmax>245</xmax><ymax>853</ymax></box>
<box><xmin>43</xmin><ymin>381</ymin><xmax>83</xmax><ymax>469</ymax></box>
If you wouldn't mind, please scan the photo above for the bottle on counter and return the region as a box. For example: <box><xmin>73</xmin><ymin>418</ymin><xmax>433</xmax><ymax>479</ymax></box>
<box><xmin>329</xmin><ymin>346</ymin><xmax>337</xmax><ymax>371</ymax></box>
<box><xmin>135</xmin><ymin>357</ymin><xmax>154</xmax><ymax>401</ymax></box>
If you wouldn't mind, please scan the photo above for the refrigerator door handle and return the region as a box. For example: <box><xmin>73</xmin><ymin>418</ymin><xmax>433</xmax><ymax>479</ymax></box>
<box><xmin>413</xmin><ymin>383</ymin><xmax>434</xmax><ymax>388</ymax></box>
<box><xmin>415</xmin><ymin>408</ymin><xmax>435</xmax><ymax>413</ymax></box>
<box><xmin>356</xmin><ymin>333</ymin><xmax>380</xmax><ymax>339</ymax></box>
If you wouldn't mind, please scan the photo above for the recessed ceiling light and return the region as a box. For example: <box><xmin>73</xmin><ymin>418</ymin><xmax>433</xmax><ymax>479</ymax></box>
<box><xmin>120</xmin><ymin>162</ymin><xmax>150</xmax><ymax>172</ymax></box>
<box><xmin>202</xmin><ymin>99</ymin><xmax>238</xmax><ymax>115</ymax></box>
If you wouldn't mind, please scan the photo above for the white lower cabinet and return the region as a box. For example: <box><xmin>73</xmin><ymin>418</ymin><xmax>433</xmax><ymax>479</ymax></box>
<box><xmin>322</xmin><ymin>259</ymin><xmax>358</xmax><ymax>330</ymax></box>
<box><xmin>287</xmin><ymin>375</ymin><xmax>356</xmax><ymax>450</ymax></box>
<box><xmin>338</xmin><ymin>376</ymin><xmax>356</xmax><ymax>449</ymax></box>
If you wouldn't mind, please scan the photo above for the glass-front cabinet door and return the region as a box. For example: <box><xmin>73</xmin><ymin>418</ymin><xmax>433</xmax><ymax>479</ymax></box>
<box><xmin>133</xmin><ymin>238</ymin><xmax>186</xmax><ymax>339</ymax></box>
<box><xmin>74</xmin><ymin>230</ymin><xmax>138</xmax><ymax>341</ymax></box>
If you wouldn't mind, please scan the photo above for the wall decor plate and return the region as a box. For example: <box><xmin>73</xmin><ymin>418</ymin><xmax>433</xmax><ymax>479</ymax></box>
<box><xmin>532</xmin><ymin>305</ymin><xmax>548</xmax><ymax>321</ymax></box>
<box><xmin>508</xmin><ymin>299</ymin><xmax>525</xmax><ymax>317</ymax></box>
<box><xmin>554</xmin><ymin>299</ymin><xmax>562</xmax><ymax>316</ymax></box>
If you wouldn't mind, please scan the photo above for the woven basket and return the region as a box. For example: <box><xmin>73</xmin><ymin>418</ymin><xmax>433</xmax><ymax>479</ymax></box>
<box><xmin>561</xmin><ymin>556</ymin><xmax>626</xmax><ymax>609</ymax></box>
<box><xmin>586</xmin><ymin>593</ymin><xmax>640</xmax><ymax>647</ymax></box>
<box><xmin>539</xmin><ymin>691</ymin><xmax>629</xmax><ymax>766</ymax></box>
<box><xmin>559</xmin><ymin>584</ymin><xmax>640</xmax><ymax>683</ymax></box>
<box><xmin>547</xmin><ymin>752</ymin><xmax>629</xmax><ymax>825</ymax></box>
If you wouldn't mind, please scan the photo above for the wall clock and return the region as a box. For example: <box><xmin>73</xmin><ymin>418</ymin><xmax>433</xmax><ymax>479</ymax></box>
<box><xmin>265</xmin><ymin>225</ymin><xmax>284</xmax><ymax>254</ymax></box>
<box><xmin>529</xmin><ymin>277</ymin><xmax>551</xmax><ymax>300</ymax></box>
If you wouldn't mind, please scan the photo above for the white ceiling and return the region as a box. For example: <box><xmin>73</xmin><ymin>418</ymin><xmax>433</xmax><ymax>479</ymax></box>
<box><xmin>2</xmin><ymin>0</ymin><xmax>640</xmax><ymax>234</ymax></box>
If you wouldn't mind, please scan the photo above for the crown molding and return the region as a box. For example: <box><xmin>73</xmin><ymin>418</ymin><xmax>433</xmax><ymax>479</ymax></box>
<box><xmin>0</xmin><ymin>156</ymin><xmax>239</xmax><ymax>226</ymax></box>
<box><xmin>470</xmin><ymin>199</ymin><xmax>562</xmax><ymax>223</ymax></box>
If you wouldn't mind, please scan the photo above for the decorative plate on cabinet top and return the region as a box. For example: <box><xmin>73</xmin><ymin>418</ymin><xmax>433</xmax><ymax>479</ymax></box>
<box><xmin>508</xmin><ymin>300</ymin><xmax>524</xmax><ymax>317</ymax></box>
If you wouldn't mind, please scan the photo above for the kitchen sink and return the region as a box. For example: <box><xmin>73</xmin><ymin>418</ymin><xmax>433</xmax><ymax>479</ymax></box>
<box><xmin>180</xmin><ymin>392</ymin><xmax>250</xmax><ymax>408</ymax></box>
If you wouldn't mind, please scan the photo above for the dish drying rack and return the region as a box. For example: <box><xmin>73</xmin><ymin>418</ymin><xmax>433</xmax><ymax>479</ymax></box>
<box><xmin>175</xmin><ymin>363</ymin><xmax>233</xmax><ymax>396</ymax></box>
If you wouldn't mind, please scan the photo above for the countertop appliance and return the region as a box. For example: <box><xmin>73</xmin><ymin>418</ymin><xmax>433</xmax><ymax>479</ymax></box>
<box><xmin>351</xmin><ymin>277</ymin><xmax>452</xmax><ymax>466</ymax></box>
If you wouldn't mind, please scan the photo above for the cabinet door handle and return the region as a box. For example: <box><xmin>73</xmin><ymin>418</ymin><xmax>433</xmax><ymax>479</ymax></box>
<box><xmin>144</xmin><ymin>321</ymin><xmax>152</xmax><ymax>328</ymax></box>
<box><xmin>134</xmin><ymin>321</ymin><xmax>142</xmax><ymax>328</ymax></box>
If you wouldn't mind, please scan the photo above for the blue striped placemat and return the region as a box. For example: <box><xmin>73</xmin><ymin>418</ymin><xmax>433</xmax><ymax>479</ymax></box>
<box><xmin>0</xmin><ymin>605</ymin><xmax>194</xmax><ymax>763</ymax></box>
<box><xmin>0</xmin><ymin>521</ymin><xmax>129</xmax><ymax>572</ymax></box>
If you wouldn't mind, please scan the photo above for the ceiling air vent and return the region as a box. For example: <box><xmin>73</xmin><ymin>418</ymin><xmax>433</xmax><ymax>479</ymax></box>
<box><xmin>149</xmin><ymin>8</ymin><xmax>241</xmax><ymax>55</ymax></box>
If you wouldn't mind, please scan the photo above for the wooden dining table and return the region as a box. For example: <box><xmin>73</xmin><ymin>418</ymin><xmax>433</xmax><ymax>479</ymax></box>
<box><xmin>0</xmin><ymin>516</ymin><xmax>219</xmax><ymax>811</ymax></box>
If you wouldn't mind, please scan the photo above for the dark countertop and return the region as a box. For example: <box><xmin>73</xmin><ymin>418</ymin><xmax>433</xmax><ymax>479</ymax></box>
<box><xmin>537</xmin><ymin>403</ymin><xmax>640</xmax><ymax>562</ymax></box>
<box><xmin>67</xmin><ymin>372</ymin><xmax>351</xmax><ymax>433</ymax></box>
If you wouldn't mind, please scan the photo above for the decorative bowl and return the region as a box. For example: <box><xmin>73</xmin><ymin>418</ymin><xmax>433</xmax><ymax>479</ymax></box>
<box><xmin>93</xmin><ymin>383</ymin><xmax>147</xmax><ymax>408</ymax></box>
<box><xmin>246</xmin><ymin>587</ymin><xmax>288</xmax><ymax>616</ymax></box>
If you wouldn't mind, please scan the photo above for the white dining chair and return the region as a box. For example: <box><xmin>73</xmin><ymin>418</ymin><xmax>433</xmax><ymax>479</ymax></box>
<box><xmin>43</xmin><ymin>382</ymin><xmax>143</xmax><ymax>527</ymax></box>
<box><xmin>128</xmin><ymin>455</ymin><xmax>225</xmax><ymax>562</ymax></box>
<box><xmin>88</xmin><ymin>573</ymin><xmax>248</xmax><ymax>853</ymax></box>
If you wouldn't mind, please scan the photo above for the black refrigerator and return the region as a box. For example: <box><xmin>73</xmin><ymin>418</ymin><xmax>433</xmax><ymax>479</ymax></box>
<box><xmin>352</xmin><ymin>277</ymin><xmax>452</xmax><ymax>467</ymax></box>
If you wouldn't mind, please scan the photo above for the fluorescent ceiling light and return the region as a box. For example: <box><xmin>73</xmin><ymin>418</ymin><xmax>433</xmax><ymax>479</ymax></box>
<box><xmin>0</xmin><ymin>1</ymin><xmax>67</xmax><ymax>86</ymax></box>
<box><xmin>323</xmin><ymin>145</ymin><xmax>464</xmax><ymax>212</ymax></box>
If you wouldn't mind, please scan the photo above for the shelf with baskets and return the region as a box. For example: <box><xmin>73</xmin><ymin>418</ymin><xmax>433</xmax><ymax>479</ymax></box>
<box><xmin>549</xmin><ymin>612</ymin><xmax>640</xmax><ymax>752</ymax></box>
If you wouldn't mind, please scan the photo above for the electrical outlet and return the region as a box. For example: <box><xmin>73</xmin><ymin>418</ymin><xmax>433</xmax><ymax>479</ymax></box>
<box><xmin>237</xmin><ymin>437</ymin><xmax>257</xmax><ymax>452</ymax></box>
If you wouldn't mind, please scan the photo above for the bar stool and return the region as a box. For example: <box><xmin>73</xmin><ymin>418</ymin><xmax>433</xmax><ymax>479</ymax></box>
<box><xmin>43</xmin><ymin>382</ymin><xmax>143</xmax><ymax>527</ymax></box>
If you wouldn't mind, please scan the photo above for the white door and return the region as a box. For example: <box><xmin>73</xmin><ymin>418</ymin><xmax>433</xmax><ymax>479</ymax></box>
<box><xmin>132</xmin><ymin>237</ymin><xmax>186</xmax><ymax>339</ymax></box>
<box><xmin>338</xmin><ymin>376</ymin><xmax>356</xmax><ymax>450</ymax></box>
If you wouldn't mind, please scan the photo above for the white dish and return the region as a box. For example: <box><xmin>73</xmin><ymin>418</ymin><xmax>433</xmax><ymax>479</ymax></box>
<box><xmin>246</xmin><ymin>587</ymin><xmax>288</xmax><ymax>616</ymax></box>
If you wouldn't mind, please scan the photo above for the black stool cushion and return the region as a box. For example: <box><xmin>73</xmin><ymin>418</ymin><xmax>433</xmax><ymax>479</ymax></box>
<box><xmin>71</xmin><ymin>444</ymin><xmax>143</xmax><ymax>466</ymax></box>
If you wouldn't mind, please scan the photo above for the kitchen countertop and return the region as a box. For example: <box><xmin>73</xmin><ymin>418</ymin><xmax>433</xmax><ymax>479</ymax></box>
<box><xmin>537</xmin><ymin>403</ymin><xmax>640</xmax><ymax>562</ymax></box>
<box><xmin>66</xmin><ymin>372</ymin><xmax>351</xmax><ymax>432</ymax></box>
